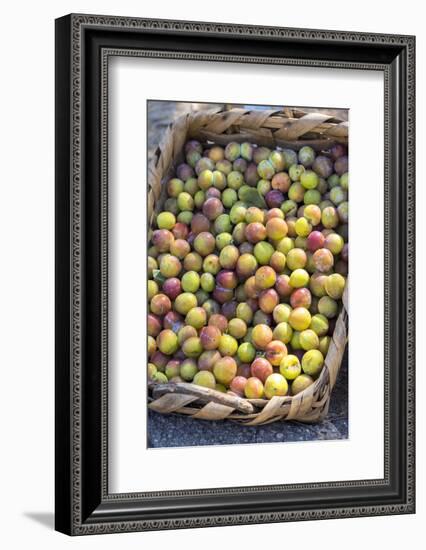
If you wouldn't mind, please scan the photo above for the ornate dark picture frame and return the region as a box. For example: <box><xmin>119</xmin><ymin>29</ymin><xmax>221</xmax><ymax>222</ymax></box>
<box><xmin>55</xmin><ymin>14</ymin><xmax>415</xmax><ymax>536</ymax></box>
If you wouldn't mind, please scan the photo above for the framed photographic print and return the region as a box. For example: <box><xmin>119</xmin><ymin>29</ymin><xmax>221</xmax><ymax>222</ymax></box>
<box><xmin>55</xmin><ymin>14</ymin><xmax>415</xmax><ymax>535</ymax></box>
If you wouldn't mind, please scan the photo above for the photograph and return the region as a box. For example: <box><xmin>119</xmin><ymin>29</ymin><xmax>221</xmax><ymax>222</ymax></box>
<box><xmin>147</xmin><ymin>101</ymin><xmax>349</xmax><ymax>448</ymax></box>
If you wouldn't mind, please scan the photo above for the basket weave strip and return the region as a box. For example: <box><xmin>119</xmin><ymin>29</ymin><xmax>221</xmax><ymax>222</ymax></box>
<box><xmin>147</xmin><ymin>107</ymin><xmax>348</xmax><ymax>424</ymax></box>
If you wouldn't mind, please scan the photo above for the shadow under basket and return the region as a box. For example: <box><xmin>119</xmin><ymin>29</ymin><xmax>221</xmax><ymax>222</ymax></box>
<box><xmin>147</xmin><ymin>107</ymin><xmax>348</xmax><ymax>425</ymax></box>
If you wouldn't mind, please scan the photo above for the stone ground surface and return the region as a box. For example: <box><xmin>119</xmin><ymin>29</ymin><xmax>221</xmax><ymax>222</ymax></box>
<box><xmin>148</xmin><ymin>352</ymin><xmax>348</xmax><ymax>448</ymax></box>
<box><xmin>147</xmin><ymin>101</ymin><xmax>348</xmax><ymax>448</ymax></box>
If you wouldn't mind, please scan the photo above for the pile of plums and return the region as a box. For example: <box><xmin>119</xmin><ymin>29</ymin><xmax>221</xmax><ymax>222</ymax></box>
<box><xmin>148</xmin><ymin>139</ymin><xmax>348</xmax><ymax>400</ymax></box>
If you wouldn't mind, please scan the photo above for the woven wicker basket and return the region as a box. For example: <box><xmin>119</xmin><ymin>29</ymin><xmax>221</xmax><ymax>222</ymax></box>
<box><xmin>148</xmin><ymin>107</ymin><xmax>348</xmax><ymax>425</ymax></box>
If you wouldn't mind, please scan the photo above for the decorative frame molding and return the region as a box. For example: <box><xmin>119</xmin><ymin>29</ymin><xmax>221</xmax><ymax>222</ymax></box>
<box><xmin>55</xmin><ymin>14</ymin><xmax>415</xmax><ymax>535</ymax></box>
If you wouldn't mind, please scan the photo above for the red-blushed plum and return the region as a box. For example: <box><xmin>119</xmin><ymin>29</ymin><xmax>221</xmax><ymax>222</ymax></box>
<box><xmin>252</xmin><ymin>324</ymin><xmax>273</xmax><ymax>350</ymax></box>
<box><xmin>258</xmin><ymin>288</ymin><xmax>280</xmax><ymax>314</ymax></box>
<box><xmin>212</xmin><ymin>286</ymin><xmax>234</xmax><ymax>304</ymax></box>
<box><xmin>244</xmin><ymin>377</ymin><xmax>265</xmax><ymax>399</ymax></box>
<box><xmin>150</xmin><ymin>293</ymin><xmax>172</xmax><ymax>316</ymax></box>
<box><xmin>191</xmin><ymin>213</ymin><xmax>210</xmax><ymax>235</ymax></box>
<box><xmin>245</xmin><ymin>222</ymin><xmax>267</xmax><ymax>244</ymax></box>
<box><xmin>269</xmin><ymin>251</ymin><xmax>287</xmax><ymax>273</ymax></box>
<box><xmin>202</xmin><ymin>197</ymin><xmax>224</xmax><ymax>221</ymax></box>
<box><xmin>172</xmin><ymin>222</ymin><xmax>189</xmax><ymax>240</ymax></box>
<box><xmin>199</xmin><ymin>325</ymin><xmax>221</xmax><ymax>350</ymax></box>
<box><xmin>255</xmin><ymin>266</ymin><xmax>277</xmax><ymax>289</ymax></box>
<box><xmin>290</xmin><ymin>287</ymin><xmax>312</xmax><ymax>309</ymax></box>
<box><xmin>208</xmin><ymin>313</ymin><xmax>228</xmax><ymax>333</ymax></box>
<box><xmin>266</xmin><ymin>207</ymin><xmax>285</xmax><ymax>221</ymax></box>
<box><xmin>250</xmin><ymin>357</ymin><xmax>273</xmax><ymax>383</ymax></box>
<box><xmin>265</xmin><ymin>340</ymin><xmax>288</xmax><ymax>366</ymax></box>
<box><xmin>266</xmin><ymin>217</ymin><xmax>288</xmax><ymax>240</ymax></box>
<box><xmin>206</xmin><ymin>187</ymin><xmax>222</xmax><ymax>200</ymax></box>
<box><xmin>233</xmin><ymin>158</ymin><xmax>248</xmax><ymax>173</ymax></box>
<box><xmin>216</xmin><ymin>269</ymin><xmax>238</xmax><ymax>290</ymax></box>
<box><xmin>152</xmin><ymin>229</ymin><xmax>175</xmax><ymax>252</ymax></box>
<box><xmin>275</xmin><ymin>274</ymin><xmax>293</xmax><ymax>299</ymax></box>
